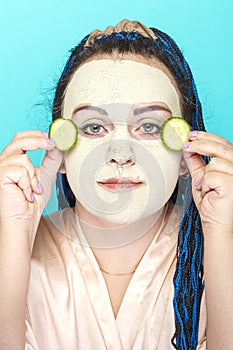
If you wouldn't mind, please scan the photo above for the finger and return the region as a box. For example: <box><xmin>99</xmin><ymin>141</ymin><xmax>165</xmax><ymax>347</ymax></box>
<box><xmin>40</xmin><ymin>148</ymin><xmax>63</xmax><ymax>180</ymax></box>
<box><xmin>0</xmin><ymin>165</ymin><xmax>34</xmax><ymax>203</ymax></box>
<box><xmin>205</xmin><ymin>157</ymin><xmax>233</xmax><ymax>176</ymax></box>
<box><xmin>182</xmin><ymin>148</ymin><xmax>205</xmax><ymax>185</ymax></box>
<box><xmin>0</xmin><ymin>135</ymin><xmax>55</xmax><ymax>159</ymax></box>
<box><xmin>37</xmin><ymin>148</ymin><xmax>63</xmax><ymax>205</ymax></box>
<box><xmin>200</xmin><ymin>171</ymin><xmax>232</xmax><ymax>200</ymax></box>
<box><xmin>0</xmin><ymin>154</ymin><xmax>42</xmax><ymax>194</ymax></box>
<box><xmin>189</xmin><ymin>130</ymin><xmax>232</xmax><ymax>148</ymax></box>
<box><xmin>12</xmin><ymin>130</ymin><xmax>49</xmax><ymax>140</ymax></box>
<box><xmin>195</xmin><ymin>171</ymin><xmax>233</xmax><ymax>227</ymax></box>
<box><xmin>184</xmin><ymin>137</ymin><xmax>233</xmax><ymax>162</ymax></box>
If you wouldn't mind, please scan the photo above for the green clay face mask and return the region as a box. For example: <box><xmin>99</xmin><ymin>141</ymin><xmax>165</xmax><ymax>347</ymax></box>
<box><xmin>62</xmin><ymin>59</ymin><xmax>182</xmax><ymax>224</ymax></box>
<box><xmin>63</xmin><ymin>59</ymin><xmax>181</xmax><ymax>116</ymax></box>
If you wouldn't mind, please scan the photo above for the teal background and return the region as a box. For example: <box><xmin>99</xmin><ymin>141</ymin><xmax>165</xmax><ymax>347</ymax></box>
<box><xmin>1</xmin><ymin>0</ymin><xmax>232</xmax><ymax>164</ymax></box>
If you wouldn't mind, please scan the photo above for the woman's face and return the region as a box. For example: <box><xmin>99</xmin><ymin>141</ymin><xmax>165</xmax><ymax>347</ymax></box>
<box><xmin>62</xmin><ymin>54</ymin><xmax>183</xmax><ymax>224</ymax></box>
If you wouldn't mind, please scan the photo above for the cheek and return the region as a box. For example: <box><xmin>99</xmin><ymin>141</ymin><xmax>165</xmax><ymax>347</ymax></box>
<box><xmin>65</xmin><ymin>146</ymin><xmax>87</xmax><ymax>175</ymax></box>
<box><xmin>138</xmin><ymin>139</ymin><xmax>182</xmax><ymax>176</ymax></box>
<box><xmin>137</xmin><ymin>141</ymin><xmax>181</xmax><ymax>210</ymax></box>
<box><xmin>64</xmin><ymin>136</ymin><xmax>107</xmax><ymax>192</ymax></box>
<box><xmin>65</xmin><ymin>136</ymin><xmax>101</xmax><ymax>168</ymax></box>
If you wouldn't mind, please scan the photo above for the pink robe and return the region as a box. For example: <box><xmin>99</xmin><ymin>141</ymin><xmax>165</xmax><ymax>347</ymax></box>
<box><xmin>25</xmin><ymin>207</ymin><xmax>206</xmax><ymax>349</ymax></box>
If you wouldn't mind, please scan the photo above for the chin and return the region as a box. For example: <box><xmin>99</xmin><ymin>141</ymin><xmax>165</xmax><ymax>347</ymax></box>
<box><xmin>103</xmin><ymin>214</ymin><xmax>135</xmax><ymax>225</ymax></box>
<box><xmin>95</xmin><ymin>205</ymin><xmax>159</xmax><ymax>226</ymax></box>
<box><xmin>88</xmin><ymin>206</ymin><xmax>144</xmax><ymax>226</ymax></box>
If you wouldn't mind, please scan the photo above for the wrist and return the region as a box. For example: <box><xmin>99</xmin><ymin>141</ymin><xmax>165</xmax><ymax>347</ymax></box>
<box><xmin>0</xmin><ymin>220</ymin><xmax>37</xmax><ymax>255</ymax></box>
<box><xmin>201</xmin><ymin>221</ymin><xmax>233</xmax><ymax>236</ymax></box>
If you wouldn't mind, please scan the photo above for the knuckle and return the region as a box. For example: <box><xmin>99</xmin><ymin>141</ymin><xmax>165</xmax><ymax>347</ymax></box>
<box><xmin>209</xmin><ymin>157</ymin><xmax>218</xmax><ymax>168</ymax></box>
<box><xmin>21</xmin><ymin>154</ymin><xmax>31</xmax><ymax>166</ymax></box>
<box><xmin>18</xmin><ymin>165</ymin><xmax>29</xmax><ymax>176</ymax></box>
<box><xmin>222</xmin><ymin>138</ymin><xmax>232</xmax><ymax>147</ymax></box>
<box><xmin>222</xmin><ymin>140</ymin><xmax>229</xmax><ymax>148</ymax></box>
<box><xmin>221</xmin><ymin>143</ymin><xmax>230</xmax><ymax>155</ymax></box>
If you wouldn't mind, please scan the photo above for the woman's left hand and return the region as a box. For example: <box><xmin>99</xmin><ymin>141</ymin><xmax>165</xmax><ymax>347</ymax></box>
<box><xmin>183</xmin><ymin>131</ymin><xmax>233</xmax><ymax>229</ymax></box>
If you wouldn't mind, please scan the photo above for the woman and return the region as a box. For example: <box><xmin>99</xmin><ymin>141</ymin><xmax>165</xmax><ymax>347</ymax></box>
<box><xmin>0</xmin><ymin>19</ymin><xmax>232</xmax><ymax>350</ymax></box>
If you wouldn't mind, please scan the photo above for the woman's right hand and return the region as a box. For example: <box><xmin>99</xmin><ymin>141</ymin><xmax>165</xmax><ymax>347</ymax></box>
<box><xmin>0</xmin><ymin>130</ymin><xmax>63</xmax><ymax>348</ymax></box>
<box><xmin>0</xmin><ymin>130</ymin><xmax>63</xmax><ymax>239</ymax></box>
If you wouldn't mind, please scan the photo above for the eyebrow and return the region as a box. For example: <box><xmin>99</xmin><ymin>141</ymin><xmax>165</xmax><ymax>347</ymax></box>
<box><xmin>73</xmin><ymin>105</ymin><xmax>108</xmax><ymax>116</ymax></box>
<box><xmin>133</xmin><ymin>105</ymin><xmax>171</xmax><ymax>115</ymax></box>
<box><xmin>72</xmin><ymin>103</ymin><xmax>171</xmax><ymax>118</ymax></box>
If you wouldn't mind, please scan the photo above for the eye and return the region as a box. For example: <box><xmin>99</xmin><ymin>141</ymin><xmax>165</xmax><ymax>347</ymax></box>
<box><xmin>136</xmin><ymin>122</ymin><xmax>161</xmax><ymax>138</ymax></box>
<box><xmin>141</xmin><ymin>123</ymin><xmax>160</xmax><ymax>133</ymax></box>
<box><xmin>86</xmin><ymin>124</ymin><xmax>102</xmax><ymax>133</ymax></box>
<box><xmin>79</xmin><ymin>123</ymin><xmax>108</xmax><ymax>137</ymax></box>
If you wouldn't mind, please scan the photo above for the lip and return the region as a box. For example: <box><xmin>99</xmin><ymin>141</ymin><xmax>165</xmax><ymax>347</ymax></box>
<box><xmin>97</xmin><ymin>177</ymin><xmax>145</xmax><ymax>192</ymax></box>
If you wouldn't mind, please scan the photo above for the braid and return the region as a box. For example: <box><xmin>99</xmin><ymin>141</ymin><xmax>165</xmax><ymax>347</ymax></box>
<box><xmin>151</xmin><ymin>28</ymin><xmax>207</xmax><ymax>349</ymax></box>
<box><xmin>52</xmin><ymin>26</ymin><xmax>208</xmax><ymax>349</ymax></box>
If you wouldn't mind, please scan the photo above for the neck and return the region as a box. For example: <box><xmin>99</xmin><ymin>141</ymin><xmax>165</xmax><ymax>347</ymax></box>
<box><xmin>75</xmin><ymin>202</ymin><xmax>168</xmax><ymax>275</ymax></box>
<box><xmin>75</xmin><ymin>202</ymin><xmax>165</xmax><ymax>248</ymax></box>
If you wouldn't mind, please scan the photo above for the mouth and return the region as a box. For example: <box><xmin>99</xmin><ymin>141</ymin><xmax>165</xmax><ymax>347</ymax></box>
<box><xmin>97</xmin><ymin>177</ymin><xmax>145</xmax><ymax>192</ymax></box>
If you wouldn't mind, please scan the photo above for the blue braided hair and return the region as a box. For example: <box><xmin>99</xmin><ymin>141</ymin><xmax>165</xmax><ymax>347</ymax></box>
<box><xmin>152</xmin><ymin>29</ymin><xmax>207</xmax><ymax>350</ymax></box>
<box><xmin>52</xmin><ymin>24</ymin><xmax>208</xmax><ymax>350</ymax></box>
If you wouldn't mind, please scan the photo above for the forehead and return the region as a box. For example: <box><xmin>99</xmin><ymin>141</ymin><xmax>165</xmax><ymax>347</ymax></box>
<box><xmin>63</xmin><ymin>58</ymin><xmax>181</xmax><ymax>118</ymax></box>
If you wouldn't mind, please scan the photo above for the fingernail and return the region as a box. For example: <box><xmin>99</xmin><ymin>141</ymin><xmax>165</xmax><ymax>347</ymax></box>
<box><xmin>189</xmin><ymin>131</ymin><xmax>198</xmax><ymax>138</ymax></box>
<box><xmin>43</xmin><ymin>132</ymin><xmax>49</xmax><ymax>138</ymax></box>
<box><xmin>195</xmin><ymin>179</ymin><xmax>201</xmax><ymax>187</ymax></box>
<box><xmin>37</xmin><ymin>182</ymin><xmax>43</xmax><ymax>192</ymax></box>
<box><xmin>183</xmin><ymin>142</ymin><xmax>191</xmax><ymax>149</ymax></box>
<box><xmin>47</xmin><ymin>138</ymin><xmax>55</xmax><ymax>146</ymax></box>
<box><xmin>31</xmin><ymin>193</ymin><xmax>35</xmax><ymax>201</ymax></box>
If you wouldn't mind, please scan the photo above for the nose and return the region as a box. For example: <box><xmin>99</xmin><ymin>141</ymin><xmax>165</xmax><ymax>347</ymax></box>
<box><xmin>108</xmin><ymin>156</ymin><xmax>134</xmax><ymax>166</ymax></box>
<box><xmin>106</xmin><ymin>144</ymin><xmax>135</xmax><ymax>167</ymax></box>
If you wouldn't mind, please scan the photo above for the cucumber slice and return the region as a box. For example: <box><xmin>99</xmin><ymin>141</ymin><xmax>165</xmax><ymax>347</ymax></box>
<box><xmin>161</xmin><ymin>117</ymin><xmax>191</xmax><ymax>151</ymax></box>
<box><xmin>49</xmin><ymin>118</ymin><xmax>78</xmax><ymax>151</ymax></box>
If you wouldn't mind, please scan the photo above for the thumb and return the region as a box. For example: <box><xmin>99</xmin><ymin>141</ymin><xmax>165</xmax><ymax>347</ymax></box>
<box><xmin>183</xmin><ymin>149</ymin><xmax>205</xmax><ymax>185</ymax></box>
<box><xmin>37</xmin><ymin>148</ymin><xmax>63</xmax><ymax>207</ymax></box>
